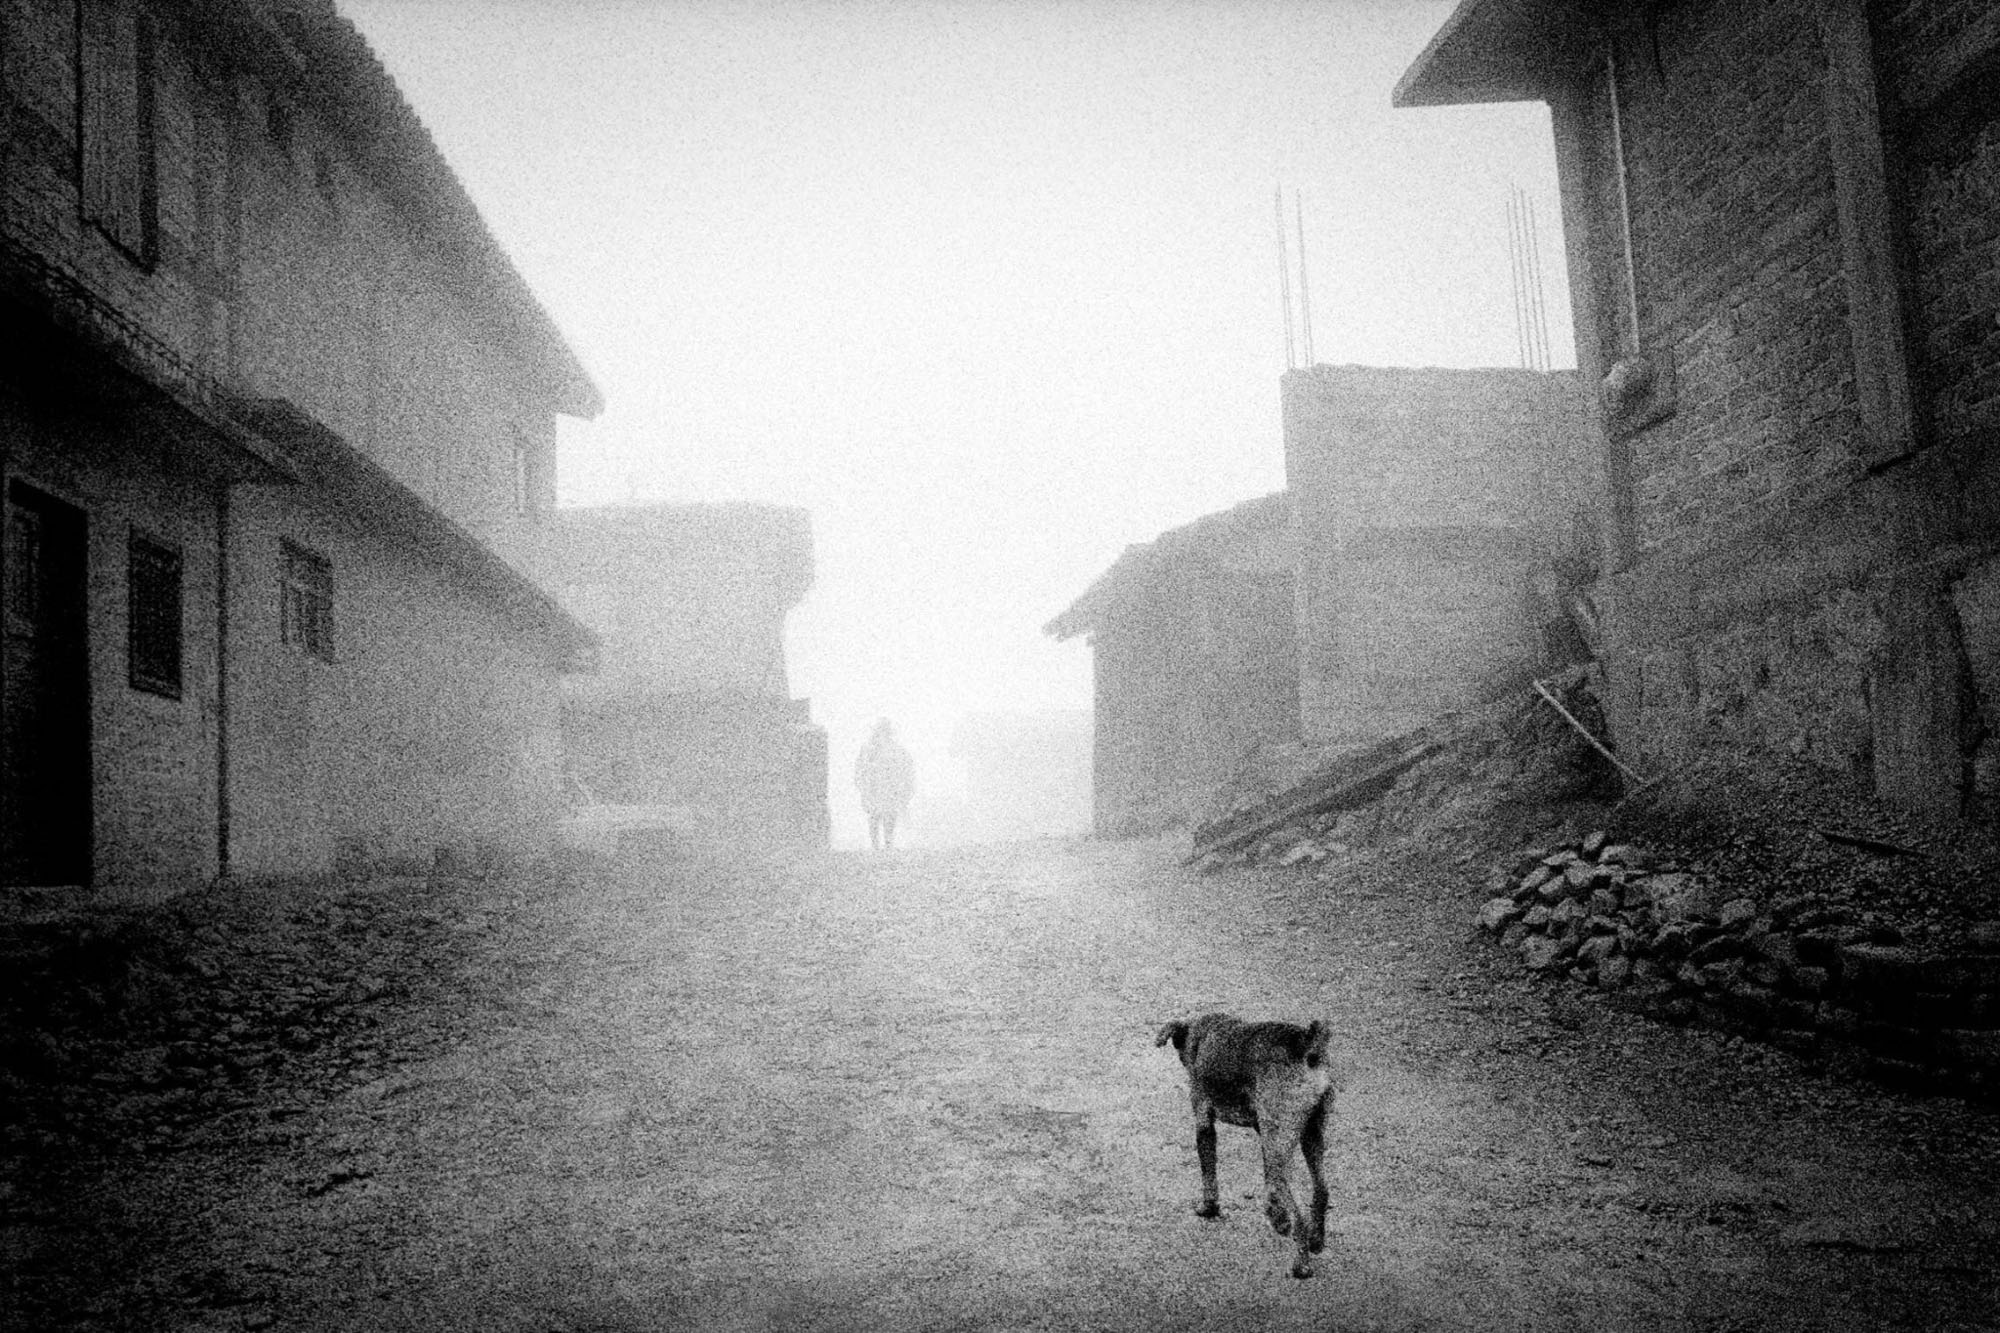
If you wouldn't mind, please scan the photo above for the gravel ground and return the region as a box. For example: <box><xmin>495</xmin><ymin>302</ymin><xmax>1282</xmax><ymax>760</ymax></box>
<box><xmin>3</xmin><ymin>832</ymin><xmax>1999</xmax><ymax>1332</ymax></box>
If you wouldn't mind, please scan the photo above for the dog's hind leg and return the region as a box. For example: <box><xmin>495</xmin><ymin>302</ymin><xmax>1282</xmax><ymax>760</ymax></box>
<box><xmin>1300</xmin><ymin>1099</ymin><xmax>1330</xmax><ymax>1257</ymax></box>
<box><xmin>1258</xmin><ymin>1131</ymin><xmax>1312</xmax><ymax>1277</ymax></box>
<box><xmin>1192</xmin><ymin>1099</ymin><xmax>1221</xmax><ymax>1218</ymax></box>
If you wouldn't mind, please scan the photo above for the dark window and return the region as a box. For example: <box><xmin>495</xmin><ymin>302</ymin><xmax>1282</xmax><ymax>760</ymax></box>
<box><xmin>77</xmin><ymin>0</ymin><xmax>156</xmax><ymax>263</ymax></box>
<box><xmin>280</xmin><ymin>541</ymin><xmax>334</xmax><ymax>663</ymax></box>
<box><xmin>127</xmin><ymin>530</ymin><xmax>182</xmax><ymax>697</ymax></box>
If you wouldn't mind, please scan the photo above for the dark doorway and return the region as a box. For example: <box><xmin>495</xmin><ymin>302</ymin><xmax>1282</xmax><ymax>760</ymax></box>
<box><xmin>2</xmin><ymin>481</ymin><xmax>91</xmax><ymax>886</ymax></box>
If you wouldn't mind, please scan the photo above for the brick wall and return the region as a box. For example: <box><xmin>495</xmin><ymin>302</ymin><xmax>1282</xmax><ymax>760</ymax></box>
<box><xmin>1603</xmin><ymin>0</ymin><xmax>1865</xmax><ymax>554</ymax></box>
<box><xmin>1880</xmin><ymin>0</ymin><xmax>2000</xmax><ymax>455</ymax></box>
<box><xmin>1527</xmin><ymin>0</ymin><xmax>2000</xmax><ymax>820</ymax></box>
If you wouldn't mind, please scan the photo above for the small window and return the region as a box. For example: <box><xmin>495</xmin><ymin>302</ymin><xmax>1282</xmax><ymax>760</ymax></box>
<box><xmin>128</xmin><ymin>530</ymin><xmax>182</xmax><ymax>698</ymax></box>
<box><xmin>280</xmin><ymin>540</ymin><xmax>334</xmax><ymax>663</ymax></box>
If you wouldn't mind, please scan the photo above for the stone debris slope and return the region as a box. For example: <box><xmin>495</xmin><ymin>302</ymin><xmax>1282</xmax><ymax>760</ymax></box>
<box><xmin>1213</xmin><ymin>675</ymin><xmax>2000</xmax><ymax>1102</ymax></box>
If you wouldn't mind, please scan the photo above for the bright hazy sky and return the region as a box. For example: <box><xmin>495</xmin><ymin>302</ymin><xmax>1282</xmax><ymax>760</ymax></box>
<box><xmin>339</xmin><ymin>0</ymin><xmax>1574</xmax><ymax>844</ymax></box>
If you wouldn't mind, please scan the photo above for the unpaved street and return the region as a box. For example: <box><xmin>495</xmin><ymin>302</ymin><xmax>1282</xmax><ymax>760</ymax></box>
<box><xmin>9</xmin><ymin>836</ymin><xmax>2000</xmax><ymax>1331</ymax></box>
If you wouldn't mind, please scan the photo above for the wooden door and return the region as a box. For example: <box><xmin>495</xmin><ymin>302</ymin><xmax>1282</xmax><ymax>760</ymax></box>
<box><xmin>2</xmin><ymin>482</ymin><xmax>91</xmax><ymax>886</ymax></box>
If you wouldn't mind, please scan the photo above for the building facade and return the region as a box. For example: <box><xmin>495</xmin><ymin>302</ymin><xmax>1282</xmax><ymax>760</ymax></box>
<box><xmin>1400</xmin><ymin>0</ymin><xmax>2000</xmax><ymax>824</ymax></box>
<box><xmin>1</xmin><ymin>0</ymin><xmax>598</xmax><ymax>899</ymax></box>
<box><xmin>1046</xmin><ymin>493</ymin><xmax>1297</xmax><ymax>836</ymax></box>
<box><xmin>1284</xmin><ymin>364</ymin><xmax>1598</xmax><ymax>747</ymax></box>
<box><xmin>548</xmin><ymin>502</ymin><xmax>829</xmax><ymax>849</ymax></box>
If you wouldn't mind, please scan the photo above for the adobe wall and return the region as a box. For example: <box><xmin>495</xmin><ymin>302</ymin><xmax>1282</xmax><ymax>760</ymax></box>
<box><xmin>1090</xmin><ymin>541</ymin><xmax>1297</xmax><ymax>837</ymax></box>
<box><xmin>1282</xmin><ymin>365</ymin><xmax>1596</xmax><ymax>749</ymax></box>
<box><xmin>1549</xmin><ymin>0</ymin><xmax>2000</xmax><ymax>823</ymax></box>
<box><xmin>0</xmin><ymin>389</ymin><xmax>223</xmax><ymax>903</ymax></box>
<box><xmin>225</xmin><ymin>484</ymin><xmax>566</xmax><ymax>879</ymax></box>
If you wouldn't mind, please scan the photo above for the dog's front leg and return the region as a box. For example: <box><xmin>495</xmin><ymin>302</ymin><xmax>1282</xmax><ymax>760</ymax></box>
<box><xmin>1191</xmin><ymin>1098</ymin><xmax>1221</xmax><ymax>1218</ymax></box>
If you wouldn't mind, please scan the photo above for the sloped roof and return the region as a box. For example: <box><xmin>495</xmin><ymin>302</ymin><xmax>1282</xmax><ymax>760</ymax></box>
<box><xmin>232</xmin><ymin>396</ymin><xmax>599</xmax><ymax>667</ymax></box>
<box><xmin>1044</xmin><ymin>492</ymin><xmax>1290</xmax><ymax>642</ymax></box>
<box><xmin>1393</xmin><ymin>0</ymin><xmax>1598</xmax><ymax>109</ymax></box>
<box><xmin>193</xmin><ymin>0</ymin><xmax>601</xmax><ymax>417</ymax></box>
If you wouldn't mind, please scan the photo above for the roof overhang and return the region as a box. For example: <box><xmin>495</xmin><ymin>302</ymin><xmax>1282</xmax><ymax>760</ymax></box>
<box><xmin>1044</xmin><ymin>492</ymin><xmax>1291</xmax><ymax>643</ymax></box>
<box><xmin>1393</xmin><ymin>0</ymin><xmax>1600</xmax><ymax>108</ymax></box>
<box><xmin>181</xmin><ymin>1</ymin><xmax>604</xmax><ymax>420</ymax></box>
<box><xmin>228</xmin><ymin>396</ymin><xmax>600</xmax><ymax>671</ymax></box>
<box><xmin>0</xmin><ymin>227</ymin><xmax>296</xmax><ymax>485</ymax></box>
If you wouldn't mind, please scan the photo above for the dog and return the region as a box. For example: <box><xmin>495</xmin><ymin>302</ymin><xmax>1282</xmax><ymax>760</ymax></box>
<box><xmin>1155</xmin><ymin>1012</ymin><xmax>1336</xmax><ymax>1279</ymax></box>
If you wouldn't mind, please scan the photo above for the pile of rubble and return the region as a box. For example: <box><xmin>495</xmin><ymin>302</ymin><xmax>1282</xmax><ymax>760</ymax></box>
<box><xmin>0</xmin><ymin>861</ymin><xmax>572</xmax><ymax>1158</ymax></box>
<box><xmin>1192</xmin><ymin>670</ymin><xmax>1618</xmax><ymax>873</ymax></box>
<box><xmin>1477</xmin><ymin>830</ymin><xmax>2000</xmax><ymax>1099</ymax></box>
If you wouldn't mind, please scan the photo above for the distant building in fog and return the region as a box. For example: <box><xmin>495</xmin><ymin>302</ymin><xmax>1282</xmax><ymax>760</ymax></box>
<box><xmin>1050</xmin><ymin>366</ymin><xmax>1598</xmax><ymax>837</ymax></box>
<box><xmin>1046</xmin><ymin>493</ymin><xmax>1297</xmax><ymax>837</ymax></box>
<box><xmin>1284</xmin><ymin>364</ymin><xmax>1598</xmax><ymax>749</ymax></box>
<box><xmin>549</xmin><ymin>502</ymin><xmax>829</xmax><ymax>848</ymax></box>
<box><xmin>1400</xmin><ymin>0</ymin><xmax>2000</xmax><ymax>826</ymax></box>
<box><xmin>942</xmin><ymin>710</ymin><xmax>1092</xmax><ymax>844</ymax></box>
<box><xmin>1</xmin><ymin>0</ymin><xmax>597</xmax><ymax>898</ymax></box>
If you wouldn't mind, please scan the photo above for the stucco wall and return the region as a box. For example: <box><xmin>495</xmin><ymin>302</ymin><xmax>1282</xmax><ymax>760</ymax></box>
<box><xmin>226</xmin><ymin>485</ymin><xmax>565</xmax><ymax>879</ymax></box>
<box><xmin>1</xmin><ymin>390</ymin><xmax>223</xmax><ymax>902</ymax></box>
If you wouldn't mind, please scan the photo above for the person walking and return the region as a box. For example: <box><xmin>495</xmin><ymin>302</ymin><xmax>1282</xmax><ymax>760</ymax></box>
<box><xmin>854</xmin><ymin>718</ymin><xmax>915</xmax><ymax>851</ymax></box>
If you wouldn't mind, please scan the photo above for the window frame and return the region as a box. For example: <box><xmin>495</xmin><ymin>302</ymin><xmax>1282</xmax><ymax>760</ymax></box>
<box><xmin>126</xmin><ymin>527</ymin><xmax>183</xmax><ymax>698</ymax></box>
<box><xmin>279</xmin><ymin>539</ymin><xmax>335</xmax><ymax>664</ymax></box>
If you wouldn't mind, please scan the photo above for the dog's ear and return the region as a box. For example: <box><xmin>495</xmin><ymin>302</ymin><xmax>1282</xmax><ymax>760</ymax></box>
<box><xmin>1283</xmin><ymin>1019</ymin><xmax>1329</xmax><ymax>1065</ymax></box>
<box><xmin>1154</xmin><ymin>1019</ymin><xmax>1189</xmax><ymax>1051</ymax></box>
<box><xmin>1300</xmin><ymin>1019</ymin><xmax>1329</xmax><ymax>1068</ymax></box>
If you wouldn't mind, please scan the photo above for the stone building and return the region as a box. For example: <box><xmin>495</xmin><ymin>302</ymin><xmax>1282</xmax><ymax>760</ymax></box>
<box><xmin>549</xmin><ymin>503</ymin><xmax>829</xmax><ymax>849</ymax></box>
<box><xmin>1399</xmin><ymin>0</ymin><xmax>2000</xmax><ymax>824</ymax></box>
<box><xmin>1284</xmin><ymin>364</ymin><xmax>1598</xmax><ymax>748</ymax></box>
<box><xmin>1045</xmin><ymin>493</ymin><xmax>1296</xmax><ymax>836</ymax></box>
<box><xmin>1</xmin><ymin>0</ymin><xmax>598</xmax><ymax>899</ymax></box>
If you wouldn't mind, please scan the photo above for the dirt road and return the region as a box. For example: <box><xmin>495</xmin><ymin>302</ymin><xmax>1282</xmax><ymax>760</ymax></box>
<box><xmin>9</xmin><ymin>836</ymin><xmax>2000</xmax><ymax>1331</ymax></box>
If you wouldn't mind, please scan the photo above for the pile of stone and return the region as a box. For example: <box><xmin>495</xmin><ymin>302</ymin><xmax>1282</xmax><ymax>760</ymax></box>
<box><xmin>1478</xmin><ymin>832</ymin><xmax>2000</xmax><ymax>1099</ymax></box>
<box><xmin>0</xmin><ymin>864</ymin><xmax>561</xmax><ymax>1155</ymax></box>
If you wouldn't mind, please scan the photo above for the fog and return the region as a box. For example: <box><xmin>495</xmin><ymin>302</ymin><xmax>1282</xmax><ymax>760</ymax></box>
<box><xmin>339</xmin><ymin>0</ymin><xmax>1575</xmax><ymax>847</ymax></box>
